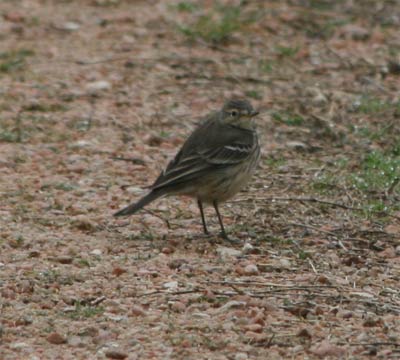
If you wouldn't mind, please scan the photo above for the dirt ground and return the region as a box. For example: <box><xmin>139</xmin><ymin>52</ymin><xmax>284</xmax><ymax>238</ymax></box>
<box><xmin>1</xmin><ymin>0</ymin><xmax>400</xmax><ymax>359</ymax></box>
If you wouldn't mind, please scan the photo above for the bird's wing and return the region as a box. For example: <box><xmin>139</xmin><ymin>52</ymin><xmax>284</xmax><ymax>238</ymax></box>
<box><xmin>198</xmin><ymin>141</ymin><xmax>255</xmax><ymax>165</ymax></box>
<box><xmin>151</xmin><ymin>120</ymin><xmax>256</xmax><ymax>191</ymax></box>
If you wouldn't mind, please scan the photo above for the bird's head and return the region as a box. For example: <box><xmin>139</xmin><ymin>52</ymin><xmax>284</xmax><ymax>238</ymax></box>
<box><xmin>219</xmin><ymin>98</ymin><xmax>259</xmax><ymax>130</ymax></box>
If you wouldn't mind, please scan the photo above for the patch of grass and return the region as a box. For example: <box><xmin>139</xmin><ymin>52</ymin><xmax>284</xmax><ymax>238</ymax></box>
<box><xmin>297</xmin><ymin>250</ymin><xmax>311</xmax><ymax>260</ymax></box>
<box><xmin>174</xmin><ymin>1</ymin><xmax>198</xmax><ymax>12</ymax></box>
<box><xmin>311</xmin><ymin>158</ymin><xmax>348</xmax><ymax>194</ymax></box>
<box><xmin>266</xmin><ymin>236</ymin><xmax>294</xmax><ymax>246</ymax></box>
<box><xmin>178</xmin><ymin>5</ymin><xmax>254</xmax><ymax>44</ymax></box>
<box><xmin>276</xmin><ymin>45</ymin><xmax>299</xmax><ymax>58</ymax></box>
<box><xmin>259</xmin><ymin>59</ymin><xmax>275</xmax><ymax>73</ymax></box>
<box><xmin>353</xmin><ymin>96</ymin><xmax>400</xmax><ymax>114</ymax></box>
<box><xmin>351</xmin><ymin>150</ymin><xmax>400</xmax><ymax>194</ymax></box>
<box><xmin>245</xmin><ymin>90</ymin><xmax>262</xmax><ymax>100</ymax></box>
<box><xmin>272</xmin><ymin>111</ymin><xmax>304</xmax><ymax>126</ymax></box>
<box><xmin>66</xmin><ymin>302</ymin><xmax>104</xmax><ymax>320</ymax></box>
<box><xmin>392</xmin><ymin>141</ymin><xmax>400</xmax><ymax>156</ymax></box>
<box><xmin>311</xmin><ymin>178</ymin><xmax>337</xmax><ymax>194</ymax></box>
<box><xmin>0</xmin><ymin>49</ymin><xmax>34</xmax><ymax>73</ymax></box>
<box><xmin>0</xmin><ymin>128</ymin><xmax>19</xmax><ymax>142</ymax></box>
<box><xmin>54</xmin><ymin>183</ymin><xmax>76</xmax><ymax>191</ymax></box>
<box><xmin>264</xmin><ymin>156</ymin><xmax>286</xmax><ymax>168</ymax></box>
<box><xmin>75</xmin><ymin>258</ymin><xmax>91</xmax><ymax>268</ymax></box>
<box><xmin>353</xmin><ymin>126</ymin><xmax>386</xmax><ymax>141</ymax></box>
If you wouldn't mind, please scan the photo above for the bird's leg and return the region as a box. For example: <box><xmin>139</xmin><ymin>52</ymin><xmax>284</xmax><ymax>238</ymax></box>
<box><xmin>212</xmin><ymin>201</ymin><xmax>241</xmax><ymax>244</ymax></box>
<box><xmin>212</xmin><ymin>200</ymin><xmax>228</xmax><ymax>240</ymax></box>
<box><xmin>197</xmin><ymin>199</ymin><xmax>209</xmax><ymax>235</ymax></box>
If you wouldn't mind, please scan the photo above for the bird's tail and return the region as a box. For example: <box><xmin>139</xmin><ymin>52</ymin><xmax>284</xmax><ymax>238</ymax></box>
<box><xmin>113</xmin><ymin>190</ymin><xmax>163</xmax><ymax>217</ymax></box>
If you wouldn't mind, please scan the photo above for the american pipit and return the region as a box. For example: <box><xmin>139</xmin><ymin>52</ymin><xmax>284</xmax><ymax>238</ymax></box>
<box><xmin>114</xmin><ymin>98</ymin><xmax>260</xmax><ymax>240</ymax></box>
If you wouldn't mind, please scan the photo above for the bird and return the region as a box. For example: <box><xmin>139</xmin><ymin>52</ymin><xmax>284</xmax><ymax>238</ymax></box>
<box><xmin>114</xmin><ymin>98</ymin><xmax>260</xmax><ymax>240</ymax></box>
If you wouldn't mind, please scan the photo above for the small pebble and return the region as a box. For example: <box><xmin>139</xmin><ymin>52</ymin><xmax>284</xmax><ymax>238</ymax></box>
<box><xmin>86</xmin><ymin>80</ymin><xmax>111</xmax><ymax>94</ymax></box>
<box><xmin>61</xmin><ymin>21</ymin><xmax>80</xmax><ymax>31</ymax></box>
<box><xmin>242</xmin><ymin>243</ymin><xmax>254</xmax><ymax>254</ymax></box>
<box><xmin>243</xmin><ymin>264</ymin><xmax>259</xmax><ymax>276</ymax></box>
<box><xmin>216</xmin><ymin>246</ymin><xmax>241</xmax><ymax>258</ymax></box>
<box><xmin>163</xmin><ymin>281</ymin><xmax>178</xmax><ymax>290</ymax></box>
<box><xmin>235</xmin><ymin>353</ymin><xmax>248</xmax><ymax>360</ymax></box>
<box><xmin>217</xmin><ymin>301</ymin><xmax>246</xmax><ymax>313</ymax></box>
<box><xmin>47</xmin><ymin>332</ymin><xmax>67</xmax><ymax>344</ymax></box>
<box><xmin>105</xmin><ymin>350</ymin><xmax>128</xmax><ymax>360</ymax></box>
<box><xmin>56</xmin><ymin>256</ymin><xmax>73</xmax><ymax>264</ymax></box>
<box><xmin>131</xmin><ymin>305</ymin><xmax>146</xmax><ymax>317</ymax></box>
<box><xmin>395</xmin><ymin>245</ymin><xmax>400</xmax><ymax>256</ymax></box>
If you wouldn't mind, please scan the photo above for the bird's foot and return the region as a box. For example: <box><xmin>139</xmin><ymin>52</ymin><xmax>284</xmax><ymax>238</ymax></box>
<box><xmin>219</xmin><ymin>231</ymin><xmax>241</xmax><ymax>245</ymax></box>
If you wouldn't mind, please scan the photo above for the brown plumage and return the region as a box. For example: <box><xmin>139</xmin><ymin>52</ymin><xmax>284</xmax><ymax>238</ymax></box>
<box><xmin>114</xmin><ymin>98</ymin><xmax>260</xmax><ymax>239</ymax></box>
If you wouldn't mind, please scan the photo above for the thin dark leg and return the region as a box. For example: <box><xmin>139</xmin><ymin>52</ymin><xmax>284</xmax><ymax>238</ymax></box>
<box><xmin>197</xmin><ymin>199</ymin><xmax>209</xmax><ymax>235</ymax></box>
<box><xmin>212</xmin><ymin>200</ymin><xmax>228</xmax><ymax>239</ymax></box>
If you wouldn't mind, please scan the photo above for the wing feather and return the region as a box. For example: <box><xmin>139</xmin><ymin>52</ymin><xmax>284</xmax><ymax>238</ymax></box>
<box><xmin>151</xmin><ymin>119</ymin><xmax>257</xmax><ymax>191</ymax></box>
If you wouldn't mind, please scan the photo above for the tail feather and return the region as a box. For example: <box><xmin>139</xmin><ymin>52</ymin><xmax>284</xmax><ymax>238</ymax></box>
<box><xmin>113</xmin><ymin>190</ymin><xmax>162</xmax><ymax>217</ymax></box>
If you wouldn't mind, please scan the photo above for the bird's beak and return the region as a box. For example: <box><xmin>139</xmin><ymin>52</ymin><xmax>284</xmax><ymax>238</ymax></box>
<box><xmin>250</xmin><ymin>111</ymin><xmax>259</xmax><ymax>117</ymax></box>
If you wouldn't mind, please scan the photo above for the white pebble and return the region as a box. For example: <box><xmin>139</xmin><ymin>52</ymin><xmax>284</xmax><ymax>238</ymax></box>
<box><xmin>163</xmin><ymin>281</ymin><xmax>178</xmax><ymax>290</ymax></box>
<box><xmin>91</xmin><ymin>249</ymin><xmax>102</xmax><ymax>256</ymax></box>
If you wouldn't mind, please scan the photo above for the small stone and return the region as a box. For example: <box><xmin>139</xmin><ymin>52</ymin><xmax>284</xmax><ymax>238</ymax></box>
<box><xmin>29</xmin><ymin>251</ymin><xmax>40</xmax><ymax>258</ymax></box>
<box><xmin>131</xmin><ymin>305</ymin><xmax>146</xmax><ymax>317</ymax></box>
<box><xmin>243</xmin><ymin>323</ymin><xmax>263</xmax><ymax>333</ymax></box>
<box><xmin>70</xmin><ymin>140</ymin><xmax>92</xmax><ymax>149</ymax></box>
<box><xmin>61</xmin><ymin>21</ymin><xmax>80</xmax><ymax>31</ymax></box>
<box><xmin>168</xmin><ymin>259</ymin><xmax>188</xmax><ymax>270</ymax></box>
<box><xmin>69</xmin><ymin>335</ymin><xmax>85</xmax><ymax>347</ymax></box>
<box><xmin>86</xmin><ymin>80</ymin><xmax>111</xmax><ymax>94</ymax></box>
<box><xmin>286</xmin><ymin>141</ymin><xmax>308</xmax><ymax>151</ymax></box>
<box><xmin>144</xmin><ymin>134</ymin><xmax>163</xmax><ymax>146</ymax></box>
<box><xmin>396</xmin><ymin>245</ymin><xmax>400</xmax><ymax>256</ymax></box>
<box><xmin>56</xmin><ymin>256</ymin><xmax>73</xmax><ymax>264</ymax></box>
<box><xmin>297</xmin><ymin>328</ymin><xmax>312</xmax><ymax>339</ymax></box>
<box><xmin>105</xmin><ymin>313</ymin><xmax>124</xmax><ymax>322</ymax></box>
<box><xmin>217</xmin><ymin>301</ymin><xmax>246</xmax><ymax>313</ymax></box>
<box><xmin>244</xmin><ymin>331</ymin><xmax>268</xmax><ymax>343</ymax></box>
<box><xmin>242</xmin><ymin>243</ymin><xmax>254</xmax><ymax>254</ymax></box>
<box><xmin>72</xmin><ymin>215</ymin><xmax>97</xmax><ymax>232</ymax></box>
<box><xmin>280</xmin><ymin>258</ymin><xmax>291</xmax><ymax>269</ymax></box>
<box><xmin>112</xmin><ymin>267</ymin><xmax>127</xmax><ymax>277</ymax></box>
<box><xmin>105</xmin><ymin>350</ymin><xmax>128</xmax><ymax>359</ymax></box>
<box><xmin>91</xmin><ymin>249</ymin><xmax>102</xmax><ymax>256</ymax></box>
<box><xmin>340</xmin><ymin>24</ymin><xmax>370</xmax><ymax>41</ymax></box>
<box><xmin>311</xmin><ymin>340</ymin><xmax>346</xmax><ymax>357</ymax></box>
<box><xmin>93</xmin><ymin>330</ymin><xmax>116</xmax><ymax>345</ymax></box>
<box><xmin>305</xmin><ymin>86</ymin><xmax>327</xmax><ymax>106</ymax></box>
<box><xmin>163</xmin><ymin>281</ymin><xmax>178</xmax><ymax>290</ymax></box>
<box><xmin>170</xmin><ymin>301</ymin><xmax>186</xmax><ymax>312</ymax></box>
<box><xmin>216</xmin><ymin>246</ymin><xmax>241</xmax><ymax>258</ymax></box>
<box><xmin>47</xmin><ymin>332</ymin><xmax>67</xmax><ymax>344</ymax></box>
<box><xmin>235</xmin><ymin>353</ymin><xmax>248</xmax><ymax>360</ymax></box>
<box><xmin>191</xmin><ymin>312</ymin><xmax>211</xmax><ymax>319</ymax></box>
<box><xmin>161</xmin><ymin>247</ymin><xmax>174</xmax><ymax>254</ymax></box>
<box><xmin>243</xmin><ymin>264</ymin><xmax>259</xmax><ymax>276</ymax></box>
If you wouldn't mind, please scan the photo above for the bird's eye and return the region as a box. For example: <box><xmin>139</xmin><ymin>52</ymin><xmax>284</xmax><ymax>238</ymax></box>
<box><xmin>230</xmin><ymin>110</ymin><xmax>238</xmax><ymax>117</ymax></box>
